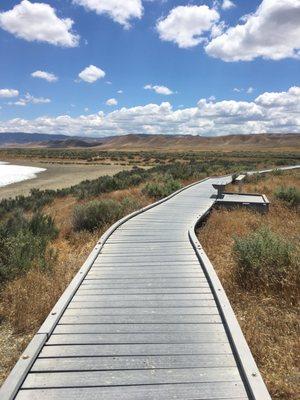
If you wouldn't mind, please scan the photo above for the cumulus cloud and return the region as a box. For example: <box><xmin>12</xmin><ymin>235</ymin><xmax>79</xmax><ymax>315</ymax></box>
<box><xmin>106</xmin><ymin>98</ymin><xmax>118</xmax><ymax>106</ymax></box>
<box><xmin>0</xmin><ymin>0</ymin><xmax>79</xmax><ymax>47</ymax></box>
<box><xmin>156</xmin><ymin>5</ymin><xmax>219</xmax><ymax>48</ymax></box>
<box><xmin>1</xmin><ymin>86</ymin><xmax>299</xmax><ymax>136</ymax></box>
<box><xmin>206</xmin><ymin>0</ymin><xmax>300</xmax><ymax>61</ymax></box>
<box><xmin>221</xmin><ymin>0</ymin><xmax>235</xmax><ymax>10</ymax></box>
<box><xmin>78</xmin><ymin>65</ymin><xmax>106</xmax><ymax>83</ymax></box>
<box><xmin>73</xmin><ymin>0</ymin><xmax>143</xmax><ymax>29</ymax></box>
<box><xmin>31</xmin><ymin>70</ymin><xmax>58</xmax><ymax>82</ymax></box>
<box><xmin>144</xmin><ymin>84</ymin><xmax>173</xmax><ymax>95</ymax></box>
<box><xmin>0</xmin><ymin>89</ymin><xmax>19</xmax><ymax>98</ymax></box>
<box><xmin>255</xmin><ymin>86</ymin><xmax>300</xmax><ymax>107</ymax></box>
<box><xmin>10</xmin><ymin>93</ymin><xmax>51</xmax><ymax>106</ymax></box>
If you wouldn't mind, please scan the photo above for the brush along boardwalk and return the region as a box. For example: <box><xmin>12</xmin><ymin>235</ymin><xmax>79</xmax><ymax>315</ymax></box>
<box><xmin>5</xmin><ymin>167</ymin><xmax>299</xmax><ymax>399</ymax></box>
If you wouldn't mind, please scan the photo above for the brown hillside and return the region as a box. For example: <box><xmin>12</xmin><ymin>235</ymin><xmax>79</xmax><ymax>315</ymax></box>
<box><xmin>98</xmin><ymin>133</ymin><xmax>300</xmax><ymax>151</ymax></box>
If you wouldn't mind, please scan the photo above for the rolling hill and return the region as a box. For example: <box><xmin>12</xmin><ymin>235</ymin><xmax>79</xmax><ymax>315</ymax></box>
<box><xmin>0</xmin><ymin>132</ymin><xmax>299</xmax><ymax>151</ymax></box>
<box><xmin>98</xmin><ymin>133</ymin><xmax>300</xmax><ymax>151</ymax></box>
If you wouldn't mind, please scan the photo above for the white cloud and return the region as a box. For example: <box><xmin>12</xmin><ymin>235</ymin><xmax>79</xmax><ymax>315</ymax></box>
<box><xmin>144</xmin><ymin>84</ymin><xmax>173</xmax><ymax>95</ymax></box>
<box><xmin>234</xmin><ymin>87</ymin><xmax>254</xmax><ymax>94</ymax></box>
<box><xmin>255</xmin><ymin>86</ymin><xmax>300</xmax><ymax>107</ymax></box>
<box><xmin>10</xmin><ymin>93</ymin><xmax>51</xmax><ymax>106</ymax></box>
<box><xmin>78</xmin><ymin>65</ymin><xmax>106</xmax><ymax>83</ymax></box>
<box><xmin>156</xmin><ymin>5</ymin><xmax>219</xmax><ymax>48</ymax></box>
<box><xmin>0</xmin><ymin>0</ymin><xmax>79</xmax><ymax>47</ymax></box>
<box><xmin>117</xmin><ymin>90</ymin><xmax>123</xmax><ymax>94</ymax></box>
<box><xmin>73</xmin><ymin>0</ymin><xmax>143</xmax><ymax>29</ymax></box>
<box><xmin>31</xmin><ymin>70</ymin><xmax>58</xmax><ymax>82</ymax></box>
<box><xmin>222</xmin><ymin>0</ymin><xmax>235</xmax><ymax>10</ymax></box>
<box><xmin>206</xmin><ymin>0</ymin><xmax>300</xmax><ymax>61</ymax></box>
<box><xmin>210</xmin><ymin>21</ymin><xmax>226</xmax><ymax>39</ymax></box>
<box><xmin>0</xmin><ymin>89</ymin><xmax>19</xmax><ymax>98</ymax></box>
<box><xmin>1</xmin><ymin>86</ymin><xmax>299</xmax><ymax>136</ymax></box>
<box><xmin>106</xmin><ymin>98</ymin><xmax>118</xmax><ymax>106</ymax></box>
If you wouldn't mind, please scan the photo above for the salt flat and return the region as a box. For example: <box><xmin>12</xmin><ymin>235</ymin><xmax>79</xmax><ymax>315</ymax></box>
<box><xmin>0</xmin><ymin>162</ymin><xmax>46</xmax><ymax>188</ymax></box>
<box><xmin>0</xmin><ymin>161</ymin><xmax>130</xmax><ymax>199</ymax></box>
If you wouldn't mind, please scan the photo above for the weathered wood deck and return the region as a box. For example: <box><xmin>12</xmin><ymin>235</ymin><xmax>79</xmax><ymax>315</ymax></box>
<box><xmin>2</xmin><ymin>169</ymin><xmax>290</xmax><ymax>400</ymax></box>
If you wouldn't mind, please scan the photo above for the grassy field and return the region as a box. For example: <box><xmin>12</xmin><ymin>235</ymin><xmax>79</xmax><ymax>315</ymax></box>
<box><xmin>1</xmin><ymin>147</ymin><xmax>300</xmax><ymax>169</ymax></box>
<box><xmin>197</xmin><ymin>170</ymin><xmax>299</xmax><ymax>400</ymax></box>
<box><xmin>0</xmin><ymin>150</ymin><xmax>299</xmax><ymax>388</ymax></box>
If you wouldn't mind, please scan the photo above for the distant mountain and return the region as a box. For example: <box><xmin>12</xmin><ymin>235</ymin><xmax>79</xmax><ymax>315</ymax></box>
<box><xmin>98</xmin><ymin>133</ymin><xmax>300</xmax><ymax>151</ymax></box>
<box><xmin>0</xmin><ymin>132</ymin><xmax>101</xmax><ymax>146</ymax></box>
<box><xmin>45</xmin><ymin>139</ymin><xmax>103</xmax><ymax>148</ymax></box>
<box><xmin>0</xmin><ymin>132</ymin><xmax>299</xmax><ymax>151</ymax></box>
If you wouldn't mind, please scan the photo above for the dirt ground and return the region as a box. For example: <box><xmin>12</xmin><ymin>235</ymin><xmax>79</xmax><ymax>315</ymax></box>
<box><xmin>0</xmin><ymin>160</ymin><xmax>130</xmax><ymax>199</ymax></box>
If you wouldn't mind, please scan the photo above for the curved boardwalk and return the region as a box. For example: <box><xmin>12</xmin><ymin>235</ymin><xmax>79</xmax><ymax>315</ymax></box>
<box><xmin>1</xmin><ymin>174</ymin><xmax>276</xmax><ymax>400</ymax></box>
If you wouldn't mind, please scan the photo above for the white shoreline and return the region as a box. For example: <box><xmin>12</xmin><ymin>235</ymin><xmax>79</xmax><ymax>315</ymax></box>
<box><xmin>0</xmin><ymin>162</ymin><xmax>46</xmax><ymax>188</ymax></box>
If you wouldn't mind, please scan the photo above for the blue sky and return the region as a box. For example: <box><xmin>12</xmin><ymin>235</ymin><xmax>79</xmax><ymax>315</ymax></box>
<box><xmin>0</xmin><ymin>0</ymin><xmax>299</xmax><ymax>136</ymax></box>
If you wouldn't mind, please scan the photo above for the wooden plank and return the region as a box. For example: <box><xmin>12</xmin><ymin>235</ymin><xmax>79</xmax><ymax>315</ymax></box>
<box><xmin>91</xmin><ymin>264</ymin><xmax>202</xmax><ymax>270</ymax></box>
<box><xmin>68</xmin><ymin>299</ymin><xmax>216</xmax><ymax>308</ymax></box>
<box><xmin>73</xmin><ymin>293</ymin><xmax>214</xmax><ymax>300</ymax></box>
<box><xmin>101</xmin><ymin>241</ymin><xmax>191</xmax><ymax>248</ymax></box>
<box><xmin>98</xmin><ymin>250</ymin><xmax>196</xmax><ymax>255</ymax></box>
<box><xmin>54</xmin><ymin>323</ymin><xmax>226</xmax><ymax>334</ymax></box>
<box><xmin>75</xmin><ymin>288</ymin><xmax>214</xmax><ymax>296</ymax></box>
<box><xmin>85</xmin><ymin>274</ymin><xmax>206</xmax><ymax>280</ymax></box>
<box><xmin>95</xmin><ymin>254</ymin><xmax>196</xmax><ymax>260</ymax></box>
<box><xmin>93</xmin><ymin>260</ymin><xmax>201</xmax><ymax>266</ymax></box>
<box><xmin>15</xmin><ymin>381</ymin><xmax>249</xmax><ymax>400</ymax></box>
<box><xmin>84</xmin><ymin>278</ymin><xmax>208</xmax><ymax>285</ymax></box>
<box><xmin>106</xmin><ymin>239</ymin><xmax>187</xmax><ymax>244</ymax></box>
<box><xmin>78</xmin><ymin>281</ymin><xmax>211</xmax><ymax>289</ymax></box>
<box><xmin>63</xmin><ymin>306</ymin><xmax>219</xmax><ymax>316</ymax></box>
<box><xmin>47</xmin><ymin>331</ymin><xmax>227</xmax><ymax>345</ymax></box>
<box><xmin>39</xmin><ymin>342</ymin><xmax>231</xmax><ymax>358</ymax></box>
<box><xmin>32</xmin><ymin>354</ymin><xmax>237</xmax><ymax>372</ymax></box>
<box><xmin>59</xmin><ymin>314</ymin><xmax>222</xmax><ymax>325</ymax></box>
<box><xmin>87</xmin><ymin>270</ymin><xmax>205</xmax><ymax>276</ymax></box>
<box><xmin>23</xmin><ymin>367</ymin><xmax>241</xmax><ymax>389</ymax></box>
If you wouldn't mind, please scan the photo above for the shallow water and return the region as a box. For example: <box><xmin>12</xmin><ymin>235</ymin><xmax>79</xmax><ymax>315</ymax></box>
<box><xmin>0</xmin><ymin>162</ymin><xmax>46</xmax><ymax>188</ymax></box>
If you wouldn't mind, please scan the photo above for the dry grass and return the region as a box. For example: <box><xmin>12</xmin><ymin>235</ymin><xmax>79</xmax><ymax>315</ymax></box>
<box><xmin>197</xmin><ymin>171</ymin><xmax>300</xmax><ymax>400</ymax></box>
<box><xmin>0</xmin><ymin>229</ymin><xmax>99</xmax><ymax>384</ymax></box>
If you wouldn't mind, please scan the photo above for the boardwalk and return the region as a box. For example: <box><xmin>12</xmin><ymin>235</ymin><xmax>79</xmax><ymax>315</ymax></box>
<box><xmin>1</xmin><ymin>174</ymin><xmax>275</xmax><ymax>400</ymax></box>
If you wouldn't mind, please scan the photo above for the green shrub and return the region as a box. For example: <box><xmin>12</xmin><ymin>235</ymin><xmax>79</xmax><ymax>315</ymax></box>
<box><xmin>73</xmin><ymin>199</ymin><xmax>122</xmax><ymax>232</ymax></box>
<box><xmin>274</xmin><ymin>186</ymin><xmax>300</xmax><ymax>208</ymax></box>
<box><xmin>142</xmin><ymin>175</ymin><xmax>181</xmax><ymax>200</ymax></box>
<box><xmin>28</xmin><ymin>213</ymin><xmax>58</xmax><ymax>239</ymax></box>
<box><xmin>0</xmin><ymin>212</ymin><xmax>58</xmax><ymax>283</ymax></box>
<box><xmin>73</xmin><ymin>197</ymin><xmax>143</xmax><ymax>232</ymax></box>
<box><xmin>120</xmin><ymin>197</ymin><xmax>143</xmax><ymax>214</ymax></box>
<box><xmin>233</xmin><ymin>226</ymin><xmax>296</xmax><ymax>290</ymax></box>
